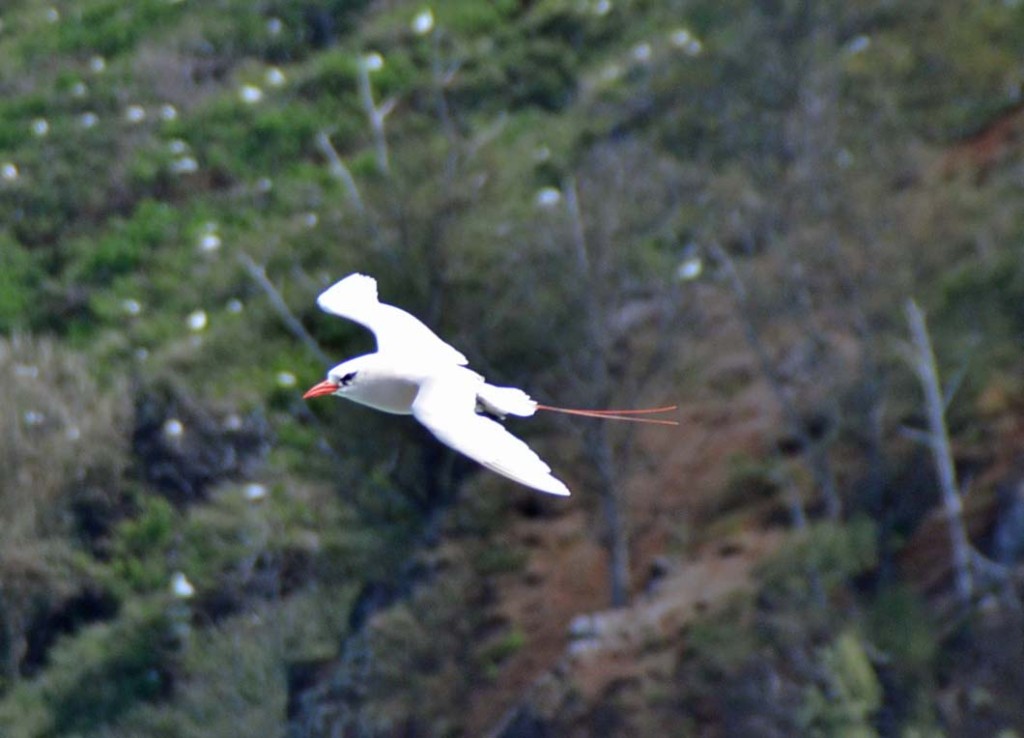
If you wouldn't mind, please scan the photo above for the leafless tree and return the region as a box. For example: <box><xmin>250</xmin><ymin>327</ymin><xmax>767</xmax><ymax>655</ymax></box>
<box><xmin>900</xmin><ymin>299</ymin><xmax>973</xmax><ymax>607</ymax></box>
<box><xmin>563</xmin><ymin>178</ymin><xmax>631</xmax><ymax>607</ymax></box>
<box><xmin>357</xmin><ymin>54</ymin><xmax>396</xmax><ymax>177</ymax></box>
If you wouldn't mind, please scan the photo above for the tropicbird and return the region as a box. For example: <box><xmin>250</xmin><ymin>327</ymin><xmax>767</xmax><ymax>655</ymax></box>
<box><xmin>303</xmin><ymin>273</ymin><xmax>677</xmax><ymax>496</ymax></box>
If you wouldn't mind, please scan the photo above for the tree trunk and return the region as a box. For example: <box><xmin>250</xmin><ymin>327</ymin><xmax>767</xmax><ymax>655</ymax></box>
<box><xmin>904</xmin><ymin>299</ymin><xmax>973</xmax><ymax>607</ymax></box>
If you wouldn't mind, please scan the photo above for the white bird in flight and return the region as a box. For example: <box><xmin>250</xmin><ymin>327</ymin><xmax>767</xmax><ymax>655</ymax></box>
<box><xmin>303</xmin><ymin>274</ymin><xmax>677</xmax><ymax>496</ymax></box>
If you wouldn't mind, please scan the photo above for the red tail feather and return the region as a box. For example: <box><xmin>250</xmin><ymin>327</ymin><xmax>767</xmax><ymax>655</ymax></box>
<box><xmin>536</xmin><ymin>404</ymin><xmax>679</xmax><ymax>426</ymax></box>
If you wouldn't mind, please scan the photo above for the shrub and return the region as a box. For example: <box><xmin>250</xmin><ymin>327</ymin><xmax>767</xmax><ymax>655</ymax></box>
<box><xmin>758</xmin><ymin>517</ymin><xmax>878</xmax><ymax>601</ymax></box>
<box><xmin>939</xmin><ymin>251</ymin><xmax>1024</xmax><ymax>361</ymax></box>
<box><xmin>798</xmin><ymin>630</ymin><xmax>883</xmax><ymax>738</ymax></box>
<box><xmin>0</xmin><ymin>335</ymin><xmax>131</xmax><ymax>678</ymax></box>
<box><xmin>867</xmin><ymin>585</ymin><xmax>937</xmax><ymax>682</ymax></box>
<box><xmin>0</xmin><ymin>335</ymin><xmax>130</xmax><ymax>546</ymax></box>
<box><xmin>0</xmin><ymin>600</ymin><xmax>179</xmax><ymax>736</ymax></box>
<box><xmin>53</xmin><ymin>0</ymin><xmax>184</xmax><ymax>58</ymax></box>
<box><xmin>68</xmin><ymin>200</ymin><xmax>181</xmax><ymax>286</ymax></box>
<box><xmin>0</xmin><ymin>236</ymin><xmax>40</xmax><ymax>332</ymax></box>
<box><xmin>107</xmin><ymin>495</ymin><xmax>178</xmax><ymax>595</ymax></box>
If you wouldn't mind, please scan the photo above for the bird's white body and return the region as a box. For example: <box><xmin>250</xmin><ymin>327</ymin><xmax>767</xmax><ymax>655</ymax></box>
<box><xmin>305</xmin><ymin>274</ymin><xmax>570</xmax><ymax>497</ymax></box>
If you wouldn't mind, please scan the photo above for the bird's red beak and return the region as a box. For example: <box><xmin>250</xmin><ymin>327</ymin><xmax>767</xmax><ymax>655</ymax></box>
<box><xmin>303</xmin><ymin>379</ymin><xmax>339</xmax><ymax>399</ymax></box>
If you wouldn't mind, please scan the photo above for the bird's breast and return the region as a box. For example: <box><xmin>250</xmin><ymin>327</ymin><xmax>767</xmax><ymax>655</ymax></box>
<box><xmin>347</xmin><ymin>376</ymin><xmax>419</xmax><ymax>415</ymax></box>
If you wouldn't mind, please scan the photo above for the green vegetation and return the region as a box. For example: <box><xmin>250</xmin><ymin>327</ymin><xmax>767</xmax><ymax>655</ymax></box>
<box><xmin>1</xmin><ymin>0</ymin><xmax>1023</xmax><ymax>735</ymax></box>
<box><xmin>798</xmin><ymin>630</ymin><xmax>883</xmax><ymax>738</ymax></box>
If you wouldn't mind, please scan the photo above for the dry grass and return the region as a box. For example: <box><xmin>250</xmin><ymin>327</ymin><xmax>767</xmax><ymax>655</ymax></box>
<box><xmin>0</xmin><ymin>335</ymin><xmax>130</xmax><ymax>544</ymax></box>
<box><xmin>0</xmin><ymin>335</ymin><xmax>132</xmax><ymax>676</ymax></box>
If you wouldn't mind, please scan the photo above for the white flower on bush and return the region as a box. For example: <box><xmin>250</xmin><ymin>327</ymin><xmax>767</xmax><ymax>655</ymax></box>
<box><xmin>676</xmin><ymin>257</ymin><xmax>703</xmax><ymax>281</ymax></box>
<box><xmin>632</xmin><ymin>42</ymin><xmax>652</xmax><ymax>63</ymax></box>
<box><xmin>244</xmin><ymin>483</ymin><xmax>268</xmax><ymax>502</ymax></box>
<box><xmin>669</xmin><ymin>28</ymin><xmax>702</xmax><ymax>56</ymax></box>
<box><xmin>187</xmin><ymin>309</ymin><xmax>208</xmax><ymax>331</ymax></box>
<box><xmin>412</xmin><ymin>8</ymin><xmax>434</xmax><ymax>35</ymax></box>
<box><xmin>239</xmin><ymin>84</ymin><xmax>263</xmax><ymax>104</ymax></box>
<box><xmin>265</xmin><ymin>67</ymin><xmax>286</xmax><ymax>87</ymax></box>
<box><xmin>362</xmin><ymin>52</ymin><xmax>384</xmax><ymax>72</ymax></box>
<box><xmin>163</xmin><ymin>418</ymin><xmax>184</xmax><ymax>438</ymax></box>
<box><xmin>170</xmin><ymin>156</ymin><xmax>198</xmax><ymax>174</ymax></box>
<box><xmin>124</xmin><ymin>104</ymin><xmax>146</xmax><ymax>123</ymax></box>
<box><xmin>535</xmin><ymin>186</ymin><xmax>562</xmax><ymax>208</ymax></box>
<box><xmin>197</xmin><ymin>223</ymin><xmax>221</xmax><ymax>252</ymax></box>
<box><xmin>171</xmin><ymin>572</ymin><xmax>195</xmax><ymax>599</ymax></box>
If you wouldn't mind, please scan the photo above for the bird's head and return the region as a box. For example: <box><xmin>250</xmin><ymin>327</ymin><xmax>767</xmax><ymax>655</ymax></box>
<box><xmin>303</xmin><ymin>360</ymin><xmax>361</xmax><ymax>399</ymax></box>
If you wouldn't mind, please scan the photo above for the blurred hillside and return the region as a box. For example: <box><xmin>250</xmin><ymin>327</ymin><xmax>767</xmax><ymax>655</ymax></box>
<box><xmin>2</xmin><ymin>0</ymin><xmax>1024</xmax><ymax>736</ymax></box>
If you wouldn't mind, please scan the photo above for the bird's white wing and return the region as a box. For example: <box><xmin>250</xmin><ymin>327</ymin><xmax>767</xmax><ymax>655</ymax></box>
<box><xmin>412</xmin><ymin>374</ymin><xmax>570</xmax><ymax>497</ymax></box>
<box><xmin>317</xmin><ymin>273</ymin><xmax>468</xmax><ymax>365</ymax></box>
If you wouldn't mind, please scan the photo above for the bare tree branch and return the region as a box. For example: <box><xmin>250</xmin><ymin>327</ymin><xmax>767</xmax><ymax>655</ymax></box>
<box><xmin>903</xmin><ymin>298</ymin><xmax>973</xmax><ymax>607</ymax></box>
<box><xmin>237</xmin><ymin>251</ymin><xmax>331</xmax><ymax>367</ymax></box>
<box><xmin>357</xmin><ymin>57</ymin><xmax>392</xmax><ymax>176</ymax></box>
<box><xmin>898</xmin><ymin>425</ymin><xmax>934</xmax><ymax>448</ymax></box>
<box><xmin>315</xmin><ymin>131</ymin><xmax>366</xmax><ymax>216</ymax></box>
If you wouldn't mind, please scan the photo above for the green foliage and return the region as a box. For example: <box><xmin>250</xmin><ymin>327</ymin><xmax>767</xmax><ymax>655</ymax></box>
<box><xmin>479</xmin><ymin>626</ymin><xmax>526</xmax><ymax>677</ymax></box>
<box><xmin>354</xmin><ymin>554</ymin><xmax>499</xmax><ymax>734</ymax></box>
<box><xmin>441</xmin><ymin>0</ymin><xmax>520</xmax><ymax>33</ymax></box>
<box><xmin>798</xmin><ymin>630</ymin><xmax>882</xmax><ymax>738</ymax></box>
<box><xmin>52</xmin><ymin>0</ymin><xmax>183</xmax><ymax>58</ymax></box>
<box><xmin>717</xmin><ymin>453</ymin><xmax>781</xmax><ymax>515</ymax></box>
<box><xmin>1</xmin><ymin>0</ymin><xmax>1023</xmax><ymax>734</ymax></box>
<box><xmin>0</xmin><ymin>235</ymin><xmax>40</xmax><ymax>332</ymax></box>
<box><xmin>70</xmin><ymin>200</ymin><xmax>180</xmax><ymax>285</ymax></box>
<box><xmin>298</xmin><ymin>48</ymin><xmax>360</xmax><ymax>99</ymax></box>
<box><xmin>939</xmin><ymin>250</ymin><xmax>1024</xmax><ymax>361</ymax></box>
<box><xmin>49</xmin><ymin>604</ymin><xmax>177</xmax><ymax>734</ymax></box>
<box><xmin>456</xmin><ymin>33</ymin><xmax>579</xmax><ymax>113</ymax></box>
<box><xmin>867</xmin><ymin>585</ymin><xmax>937</xmax><ymax>682</ymax></box>
<box><xmin>0</xmin><ymin>600</ymin><xmax>178</xmax><ymax>737</ymax></box>
<box><xmin>759</xmin><ymin>518</ymin><xmax>878</xmax><ymax>600</ymax></box>
<box><xmin>681</xmin><ymin>593</ymin><xmax>758</xmax><ymax>679</ymax></box>
<box><xmin>0</xmin><ymin>335</ymin><xmax>132</xmax><ymax>683</ymax></box>
<box><xmin>444</xmin><ymin>0</ymin><xmax>636</xmax><ymax>114</ymax></box>
<box><xmin>473</xmin><ymin>543</ymin><xmax>529</xmax><ymax>576</ymax></box>
<box><xmin>108</xmin><ymin>496</ymin><xmax>178</xmax><ymax>595</ymax></box>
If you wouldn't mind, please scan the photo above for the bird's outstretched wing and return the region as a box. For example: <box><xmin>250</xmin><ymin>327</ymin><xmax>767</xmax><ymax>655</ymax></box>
<box><xmin>412</xmin><ymin>373</ymin><xmax>570</xmax><ymax>497</ymax></box>
<box><xmin>317</xmin><ymin>273</ymin><xmax>468</xmax><ymax>365</ymax></box>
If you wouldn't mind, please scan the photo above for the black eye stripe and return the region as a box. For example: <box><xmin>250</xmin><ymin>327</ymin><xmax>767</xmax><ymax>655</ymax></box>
<box><xmin>340</xmin><ymin>371</ymin><xmax>357</xmax><ymax>386</ymax></box>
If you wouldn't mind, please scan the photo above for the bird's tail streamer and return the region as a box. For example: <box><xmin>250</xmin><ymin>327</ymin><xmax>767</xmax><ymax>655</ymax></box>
<box><xmin>536</xmin><ymin>404</ymin><xmax>679</xmax><ymax>426</ymax></box>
